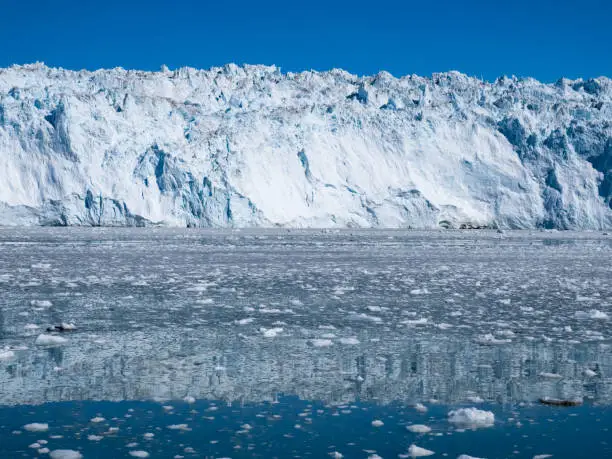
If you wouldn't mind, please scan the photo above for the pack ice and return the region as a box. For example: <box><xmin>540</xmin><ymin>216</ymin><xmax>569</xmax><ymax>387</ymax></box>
<box><xmin>0</xmin><ymin>63</ymin><xmax>610</xmax><ymax>228</ymax></box>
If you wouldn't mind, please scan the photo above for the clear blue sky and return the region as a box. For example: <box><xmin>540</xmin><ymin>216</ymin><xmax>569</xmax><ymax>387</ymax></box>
<box><xmin>1</xmin><ymin>0</ymin><xmax>610</xmax><ymax>81</ymax></box>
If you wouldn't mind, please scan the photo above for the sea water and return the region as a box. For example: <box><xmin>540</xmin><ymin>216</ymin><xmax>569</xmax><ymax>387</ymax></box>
<box><xmin>0</xmin><ymin>228</ymin><xmax>610</xmax><ymax>458</ymax></box>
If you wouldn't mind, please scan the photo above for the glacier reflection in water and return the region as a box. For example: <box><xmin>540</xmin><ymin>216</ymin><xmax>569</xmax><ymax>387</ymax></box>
<box><xmin>1</xmin><ymin>329</ymin><xmax>611</xmax><ymax>406</ymax></box>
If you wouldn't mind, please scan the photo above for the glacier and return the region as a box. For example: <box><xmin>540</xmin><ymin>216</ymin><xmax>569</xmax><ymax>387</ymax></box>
<box><xmin>0</xmin><ymin>62</ymin><xmax>610</xmax><ymax>228</ymax></box>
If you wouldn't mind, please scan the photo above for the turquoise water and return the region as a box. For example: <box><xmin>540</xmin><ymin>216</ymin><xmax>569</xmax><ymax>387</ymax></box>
<box><xmin>0</xmin><ymin>229</ymin><xmax>611</xmax><ymax>458</ymax></box>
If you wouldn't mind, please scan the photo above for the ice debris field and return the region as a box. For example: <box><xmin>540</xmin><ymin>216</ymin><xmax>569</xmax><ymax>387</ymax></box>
<box><xmin>0</xmin><ymin>228</ymin><xmax>611</xmax><ymax>458</ymax></box>
<box><xmin>0</xmin><ymin>63</ymin><xmax>611</xmax><ymax>229</ymax></box>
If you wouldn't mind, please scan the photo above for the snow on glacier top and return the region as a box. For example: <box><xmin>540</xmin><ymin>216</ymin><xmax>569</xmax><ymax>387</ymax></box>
<box><xmin>0</xmin><ymin>63</ymin><xmax>610</xmax><ymax>228</ymax></box>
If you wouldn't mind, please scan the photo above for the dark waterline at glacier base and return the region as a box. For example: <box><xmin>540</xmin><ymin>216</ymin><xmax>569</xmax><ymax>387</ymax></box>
<box><xmin>0</xmin><ymin>229</ymin><xmax>611</xmax><ymax>458</ymax></box>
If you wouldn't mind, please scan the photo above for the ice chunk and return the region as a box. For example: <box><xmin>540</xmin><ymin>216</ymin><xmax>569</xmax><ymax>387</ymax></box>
<box><xmin>371</xmin><ymin>420</ymin><xmax>384</xmax><ymax>427</ymax></box>
<box><xmin>339</xmin><ymin>337</ymin><xmax>360</xmax><ymax>345</ymax></box>
<box><xmin>183</xmin><ymin>396</ymin><xmax>196</xmax><ymax>404</ymax></box>
<box><xmin>167</xmin><ymin>424</ymin><xmax>191</xmax><ymax>431</ymax></box>
<box><xmin>235</xmin><ymin>318</ymin><xmax>255</xmax><ymax>325</ymax></box>
<box><xmin>35</xmin><ymin>334</ymin><xmax>67</xmax><ymax>346</ymax></box>
<box><xmin>402</xmin><ymin>318</ymin><xmax>428</xmax><ymax>326</ymax></box>
<box><xmin>129</xmin><ymin>452</ymin><xmax>150</xmax><ymax>458</ymax></box>
<box><xmin>407</xmin><ymin>444</ymin><xmax>435</xmax><ymax>457</ymax></box>
<box><xmin>414</xmin><ymin>403</ymin><xmax>428</xmax><ymax>413</ymax></box>
<box><xmin>584</xmin><ymin>369</ymin><xmax>597</xmax><ymax>377</ymax></box>
<box><xmin>50</xmin><ymin>451</ymin><xmax>83</xmax><ymax>459</ymax></box>
<box><xmin>30</xmin><ymin>300</ymin><xmax>52</xmax><ymax>307</ymax></box>
<box><xmin>88</xmin><ymin>435</ymin><xmax>103</xmax><ymax>441</ymax></box>
<box><xmin>23</xmin><ymin>423</ymin><xmax>49</xmax><ymax>432</ymax></box>
<box><xmin>260</xmin><ymin>327</ymin><xmax>283</xmax><ymax>338</ymax></box>
<box><xmin>575</xmin><ymin>310</ymin><xmax>609</xmax><ymax>320</ymax></box>
<box><xmin>457</xmin><ymin>455</ymin><xmax>485</xmax><ymax>459</ymax></box>
<box><xmin>311</xmin><ymin>339</ymin><xmax>333</xmax><ymax>347</ymax></box>
<box><xmin>448</xmin><ymin>408</ymin><xmax>494</xmax><ymax>428</ymax></box>
<box><xmin>475</xmin><ymin>334</ymin><xmax>510</xmax><ymax>345</ymax></box>
<box><xmin>406</xmin><ymin>424</ymin><xmax>432</xmax><ymax>433</ymax></box>
<box><xmin>0</xmin><ymin>349</ymin><xmax>15</xmax><ymax>360</ymax></box>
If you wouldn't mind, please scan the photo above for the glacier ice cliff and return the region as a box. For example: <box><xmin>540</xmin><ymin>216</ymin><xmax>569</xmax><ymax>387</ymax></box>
<box><xmin>0</xmin><ymin>63</ymin><xmax>610</xmax><ymax>228</ymax></box>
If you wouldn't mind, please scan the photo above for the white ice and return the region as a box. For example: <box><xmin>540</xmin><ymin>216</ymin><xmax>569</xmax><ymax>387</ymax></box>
<box><xmin>448</xmin><ymin>408</ymin><xmax>495</xmax><ymax>428</ymax></box>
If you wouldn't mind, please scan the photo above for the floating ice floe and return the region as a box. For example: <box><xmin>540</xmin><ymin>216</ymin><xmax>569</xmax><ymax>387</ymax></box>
<box><xmin>23</xmin><ymin>423</ymin><xmax>49</xmax><ymax>432</ymax></box>
<box><xmin>406</xmin><ymin>424</ymin><xmax>432</xmax><ymax>433</ymax></box>
<box><xmin>404</xmin><ymin>318</ymin><xmax>429</xmax><ymax>326</ymax></box>
<box><xmin>448</xmin><ymin>408</ymin><xmax>495</xmax><ymax>428</ymax></box>
<box><xmin>260</xmin><ymin>327</ymin><xmax>283</xmax><ymax>338</ymax></box>
<box><xmin>414</xmin><ymin>403</ymin><xmax>428</xmax><ymax>413</ymax></box>
<box><xmin>457</xmin><ymin>455</ymin><xmax>485</xmax><ymax>459</ymax></box>
<box><xmin>0</xmin><ymin>349</ymin><xmax>15</xmax><ymax>361</ymax></box>
<box><xmin>475</xmin><ymin>334</ymin><xmax>511</xmax><ymax>345</ymax></box>
<box><xmin>90</xmin><ymin>416</ymin><xmax>105</xmax><ymax>423</ymax></box>
<box><xmin>167</xmin><ymin>424</ymin><xmax>191</xmax><ymax>431</ymax></box>
<box><xmin>49</xmin><ymin>450</ymin><xmax>83</xmax><ymax>459</ymax></box>
<box><xmin>533</xmin><ymin>455</ymin><xmax>552</xmax><ymax>459</ymax></box>
<box><xmin>35</xmin><ymin>334</ymin><xmax>67</xmax><ymax>346</ymax></box>
<box><xmin>354</xmin><ymin>313</ymin><xmax>383</xmax><ymax>323</ymax></box>
<box><xmin>235</xmin><ymin>318</ymin><xmax>255</xmax><ymax>325</ymax></box>
<box><xmin>584</xmin><ymin>369</ymin><xmax>597</xmax><ymax>377</ymax></box>
<box><xmin>129</xmin><ymin>451</ymin><xmax>150</xmax><ymax>458</ymax></box>
<box><xmin>407</xmin><ymin>444</ymin><xmax>435</xmax><ymax>457</ymax></box>
<box><xmin>183</xmin><ymin>396</ymin><xmax>196</xmax><ymax>404</ymax></box>
<box><xmin>88</xmin><ymin>435</ymin><xmax>103</xmax><ymax>441</ymax></box>
<box><xmin>30</xmin><ymin>300</ymin><xmax>52</xmax><ymax>308</ymax></box>
<box><xmin>371</xmin><ymin>420</ymin><xmax>384</xmax><ymax>427</ymax></box>
<box><xmin>339</xmin><ymin>337</ymin><xmax>360</xmax><ymax>345</ymax></box>
<box><xmin>311</xmin><ymin>339</ymin><xmax>333</xmax><ymax>347</ymax></box>
<box><xmin>31</xmin><ymin>263</ymin><xmax>52</xmax><ymax>269</ymax></box>
<box><xmin>575</xmin><ymin>309</ymin><xmax>609</xmax><ymax>320</ymax></box>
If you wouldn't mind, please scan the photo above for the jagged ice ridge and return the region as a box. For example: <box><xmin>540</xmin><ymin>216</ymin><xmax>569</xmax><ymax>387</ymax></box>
<box><xmin>0</xmin><ymin>63</ymin><xmax>610</xmax><ymax>228</ymax></box>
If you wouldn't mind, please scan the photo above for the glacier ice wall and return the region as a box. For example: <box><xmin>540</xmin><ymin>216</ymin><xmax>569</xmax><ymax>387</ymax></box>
<box><xmin>0</xmin><ymin>63</ymin><xmax>610</xmax><ymax>228</ymax></box>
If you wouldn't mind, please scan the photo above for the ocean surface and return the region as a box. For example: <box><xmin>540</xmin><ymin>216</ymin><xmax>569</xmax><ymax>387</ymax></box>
<box><xmin>0</xmin><ymin>228</ymin><xmax>610</xmax><ymax>458</ymax></box>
